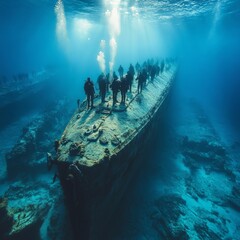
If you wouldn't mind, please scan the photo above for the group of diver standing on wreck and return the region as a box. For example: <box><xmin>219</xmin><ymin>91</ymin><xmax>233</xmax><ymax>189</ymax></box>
<box><xmin>83</xmin><ymin>59</ymin><xmax>166</xmax><ymax>109</ymax></box>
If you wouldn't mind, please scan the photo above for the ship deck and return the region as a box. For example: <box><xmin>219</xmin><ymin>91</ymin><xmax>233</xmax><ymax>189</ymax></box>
<box><xmin>58</xmin><ymin>65</ymin><xmax>176</xmax><ymax>167</ymax></box>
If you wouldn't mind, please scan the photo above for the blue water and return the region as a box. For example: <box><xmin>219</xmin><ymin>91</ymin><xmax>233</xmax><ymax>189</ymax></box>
<box><xmin>0</xmin><ymin>0</ymin><xmax>240</xmax><ymax>239</ymax></box>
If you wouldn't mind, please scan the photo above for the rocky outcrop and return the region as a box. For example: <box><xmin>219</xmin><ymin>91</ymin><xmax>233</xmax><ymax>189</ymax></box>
<box><xmin>6</xmin><ymin>126</ymin><xmax>36</xmax><ymax>177</ymax></box>
<box><xmin>0</xmin><ymin>181</ymin><xmax>54</xmax><ymax>240</ymax></box>
<box><xmin>0</xmin><ymin>198</ymin><xmax>14</xmax><ymax>240</ymax></box>
<box><xmin>0</xmin><ymin>99</ymin><xmax>77</xmax><ymax>239</ymax></box>
<box><xmin>224</xmin><ymin>183</ymin><xmax>240</xmax><ymax>212</ymax></box>
<box><xmin>9</xmin><ymin>203</ymin><xmax>50</xmax><ymax>240</ymax></box>
<box><xmin>151</xmin><ymin>195</ymin><xmax>189</xmax><ymax>240</ymax></box>
<box><xmin>6</xmin><ymin>100</ymin><xmax>74</xmax><ymax>179</ymax></box>
<box><xmin>194</xmin><ymin>223</ymin><xmax>222</xmax><ymax>240</ymax></box>
<box><xmin>181</xmin><ymin>136</ymin><xmax>235</xmax><ymax>180</ymax></box>
<box><xmin>0</xmin><ymin>196</ymin><xmax>50</xmax><ymax>240</ymax></box>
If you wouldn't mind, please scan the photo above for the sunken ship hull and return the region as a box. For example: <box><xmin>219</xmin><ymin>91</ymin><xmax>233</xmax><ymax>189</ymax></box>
<box><xmin>56</xmin><ymin>65</ymin><xmax>177</xmax><ymax>239</ymax></box>
<box><xmin>0</xmin><ymin>70</ymin><xmax>57</xmax><ymax>129</ymax></box>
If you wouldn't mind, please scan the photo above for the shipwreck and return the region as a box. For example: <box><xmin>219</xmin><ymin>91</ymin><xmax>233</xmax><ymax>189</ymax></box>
<box><xmin>53</xmin><ymin>62</ymin><xmax>177</xmax><ymax>239</ymax></box>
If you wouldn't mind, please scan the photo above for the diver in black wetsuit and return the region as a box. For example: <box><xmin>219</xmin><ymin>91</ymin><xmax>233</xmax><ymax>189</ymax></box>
<box><xmin>84</xmin><ymin>77</ymin><xmax>95</xmax><ymax>109</ymax></box>
<box><xmin>110</xmin><ymin>77</ymin><xmax>121</xmax><ymax>105</ymax></box>
<box><xmin>150</xmin><ymin>65</ymin><xmax>157</xmax><ymax>81</ymax></box>
<box><xmin>126</xmin><ymin>71</ymin><xmax>133</xmax><ymax>93</ymax></box>
<box><xmin>135</xmin><ymin>62</ymin><xmax>141</xmax><ymax>75</ymax></box>
<box><xmin>120</xmin><ymin>76</ymin><xmax>128</xmax><ymax>104</ymax></box>
<box><xmin>118</xmin><ymin>65</ymin><xmax>124</xmax><ymax>78</ymax></box>
<box><xmin>97</xmin><ymin>73</ymin><xmax>107</xmax><ymax>103</ymax></box>
<box><xmin>128</xmin><ymin>64</ymin><xmax>135</xmax><ymax>77</ymax></box>
<box><xmin>161</xmin><ymin>60</ymin><xmax>165</xmax><ymax>73</ymax></box>
<box><xmin>106</xmin><ymin>73</ymin><xmax>111</xmax><ymax>92</ymax></box>
<box><xmin>136</xmin><ymin>71</ymin><xmax>144</xmax><ymax>94</ymax></box>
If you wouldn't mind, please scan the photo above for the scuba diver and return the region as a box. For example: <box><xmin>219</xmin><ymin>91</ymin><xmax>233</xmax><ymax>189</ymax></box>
<box><xmin>113</xmin><ymin>71</ymin><xmax>118</xmax><ymax>80</ymax></box>
<box><xmin>118</xmin><ymin>65</ymin><xmax>124</xmax><ymax>78</ymax></box>
<box><xmin>84</xmin><ymin>77</ymin><xmax>95</xmax><ymax>109</ymax></box>
<box><xmin>150</xmin><ymin>65</ymin><xmax>157</xmax><ymax>81</ymax></box>
<box><xmin>106</xmin><ymin>73</ymin><xmax>111</xmax><ymax>92</ymax></box>
<box><xmin>128</xmin><ymin>64</ymin><xmax>135</xmax><ymax>77</ymax></box>
<box><xmin>110</xmin><ymin>77</ymin><xmax>121</xmax><ymax>105</ymax></box>
<box><xmin>120</xmin><ymin>76</ymin><xmax>128</xmax><ymax>104</ymax></box>
<box><xmin>135</xmin><ymin>62</ymin><xmax>141</xmax><ymax>75</ymax></box>
<box><xmin>136</xmin><ymin>71</ymin><xmax>144</xmax><ymax>94</ymax></box>
<box><xmin>161</xmin><ymin>60</ymin><xmax>165</xmax><ymax>73</ymax></box>
<box><xmin>142</xmin><ymin>68</ymin><xmax>148</xmax><ymax>86</ymax></box>
<box><xmin>126</xmin><ymin>71</ymin><xmax>134</xmax><ymax>93</ymax></box>
<box><xmin>97</xmin><ymin>73</ymin><xmax>107</xmax><ymax>103</ymax></box>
